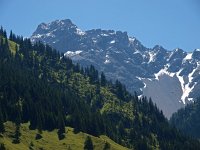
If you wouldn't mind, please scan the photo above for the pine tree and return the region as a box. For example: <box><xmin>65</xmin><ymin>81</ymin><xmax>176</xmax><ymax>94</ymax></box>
<box><xmin>35</xmin><ymin>128</ymin><xmax>43</xmax><ymax>140</ymax></box>
<box><xmin>103</xmin><ymin>142</ymin><xmax>110</xmax><ymax>150</ymax></box>
<box><xmin>12</xmin><ymin>123</ymin><xmax>21</xmax><ymax>144</ymax></box>
<box><xmin>95</xmin><ymin>81</ymin><xmax>101</xmax><ymax>94</ymax></box>
<box><xmin>57</xmin><ymin>114</ymin><xmax>66</xmax><ymax>140</ymax></box>
<box><xmin>115</xmin><ymin>80</ymin><xmax>124</xmax><ymax>101</ymax></box>
<box><xmin>84</xmin><ymin>136</ymin><xmax>94</xmax><ymax>150</ymax></box>
<box><xmin>0</xmin><ymin>111</ymin><xmax>5</xmax><ymax>133</ymax></box>
<box><xmin>0</xmin><ymin>26</ymin><xmax>4</xmax><ymax>36</ymax></box>
<box><xmin>0</xmin><ymin>143</ymin><xmax>6</xmax><ymax>150</ymax></box>
<box><xmin>3</xmin><ymin>30</ymin><xmax>7</xmax><ymax>38</ymax></box>
<box><xmin>9</xmin><ymin>30</ymin><xmax>13</xmax><ymax>40</ymax></box>
<box><xmin>100</xmin><ymin>72</ymin><xmax>106</xmax><ymax>86</ymax></box>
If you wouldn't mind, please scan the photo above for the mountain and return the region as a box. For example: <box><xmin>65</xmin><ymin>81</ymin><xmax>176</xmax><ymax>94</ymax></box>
<box><xmin>31</xmin><ymin>19</ymin><xmax>200</xmax><ymax>118</ymax></box>
<box><xmin>170</xmin><ymin>98</ymin><xmax>200</xmax><ymax>138</ymax></box>
<box><xmin>1</xmin><ymin>27</ymin><xmax>200</xmax><ymax>149</ymax></box>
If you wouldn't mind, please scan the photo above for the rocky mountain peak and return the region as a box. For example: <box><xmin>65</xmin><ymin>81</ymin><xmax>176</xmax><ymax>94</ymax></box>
<box><xmin>192</xmin><ymin>49</ymin><xmax>200</xmax><ymax>60</ymax></box>
<box><xmin>36</xmin><ymin>19</ymin><xmax>76</xmax><ymax>32</ymax></box>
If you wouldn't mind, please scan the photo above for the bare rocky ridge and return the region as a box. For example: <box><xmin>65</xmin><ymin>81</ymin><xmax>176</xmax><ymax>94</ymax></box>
<box><xmin>31</xmin><ymin>19</ymin><xmax>200</xmax><ymax>118</ymax></box>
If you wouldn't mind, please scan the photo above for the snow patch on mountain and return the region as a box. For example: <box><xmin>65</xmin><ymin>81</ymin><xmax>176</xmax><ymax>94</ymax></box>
<box><xmin>133</xmin><ymin>50</ymin><xmax>141</xmax><ymax>54</ymax></box>
<box><xmin>101</xmin><ymin>33</ymin><xmax>109</xmax><ymax>37</ymax></box>
<box><xmin>104</xmin><ymin>54</ymin><xmax>111</xmax><ymax>64</ymax></box>
<box><xmin>196</xmin><ymin>49</ymin><xmax>200</xmax><ymax>51</ymax></box>
<box><xmin>153</xmin><ymin>66</ymin><xmax>197</xmax><ymax>104</ymax></box>
<box><xmin>46</xmin><ymin>32</ymin><xmax>55</xmax><ymax>38</ymax></box>
<box><xmin>177</xmin><ymin>64</ymin><xmax>199</xmax><ymax>103</ymax></box>
<box><xmin>104</xmin><ymin>59</ymin><xmax>111</xmax><ymax>64</ymax></box>
<box><xmin>32</xmin><ymin>34</ymin><xmax>43</xmax><ymax>39</ymax></box>
<box><xmin>184</xmin><ymin>53</ymin><xmax>192</xmax><ymax>61</ymax></box>
<box><xmin>76</xmin><ymin>28</ymin><xmax>85</xmax><ymax>35</ymax></box>
<box><xmin>129</xmin><ymin>37</ymin><xmax>136</xmax><ymax>43</ymax></box>
<box><xmin>110</xmin><ymin>40</ymin><xmax>115</xmax><ymax>44</ymax></box>
<box><xmin>148</xmin><ymin>51</ymin><xmax>156</xmax><ymax>63</ymax></box>
<box><xmin>64</xmin><ymin>50</ymin><xmax>82</xmax><ymax>57</ymax></box>
<box><xmin>154</xmin><ymin>67</ymin><xmax>175</xmax><ymax>80</ymax></box>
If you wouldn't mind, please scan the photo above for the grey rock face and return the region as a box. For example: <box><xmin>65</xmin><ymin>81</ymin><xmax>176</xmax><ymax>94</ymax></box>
<box><xmin>31</xmin><ymin>19</ymin><xmax>200</xmax><ymax>118</ymax></box>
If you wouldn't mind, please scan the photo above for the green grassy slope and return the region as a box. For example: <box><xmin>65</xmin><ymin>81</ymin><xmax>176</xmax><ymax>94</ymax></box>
<box><xmin>0</xmin><ymin>37</ymin><xmax>18</xmax><ymax>55</ymax></box>
<box><xmin>0</xmin><ymin>122</ymin><xmax>129</xmax><ymax>150</ymax></box>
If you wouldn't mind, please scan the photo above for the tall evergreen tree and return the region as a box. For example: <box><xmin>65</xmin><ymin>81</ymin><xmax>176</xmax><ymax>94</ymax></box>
<box><xmin>9</xmin><ymin>30</ymin><xmax>13</xmax><ymax>40</ymax></box>
<box><xmin>100</xmin><ymin>72</ymin><xmax>106</xmax><ymax>86</ymax></box>
<box><xmin>3</xmin><ymin>30</ymin><xmax>7</xmax><ymax>38</ymax></box>
<box><xmin>57</xmin><ymin>114</ymin><xmax>66</xmax><ymax>140</ymax></box>
<box><xmin>84</xmin><ymin>136</ymin><xmax>94</xmax><ymax>150</ymax></box>
<box><xmin>0</xmin><ymin>111</ymin><xmax>5</xmax><ymax>133</ymax></box>
<box><xmin>103</xmin><ymin>142</ymin><xmax>110</xmax><ymax>150</ymax></box>
<box><xmin>0</xmin><ymin>143</ymin><xmax>6</xmax><ymax>150</ymax></box>
<box><xmin>0</xmin><ymin>26</ymin><xmax>4</xmax><ymax>36</ymax></box>
<box><xmin>12</xmin><ymin>123</ymin><xmax>21</xmax><ymax>144</ymax></box>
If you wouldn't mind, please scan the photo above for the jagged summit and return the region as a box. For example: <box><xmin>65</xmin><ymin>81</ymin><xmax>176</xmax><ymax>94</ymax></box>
<box><xmin>31</xmin><ymin>19</ymin><xmax>144</xmax><ymax>53</ymax></box>
<box><xmin>36</xmin><ymin>19</ymin><xmax>76</xmax><ymax>30</ymax></box>
<box><xmin>31</xmin><ymin>19</ymin><xmax>200</xmax><ymax>118</ymax></box>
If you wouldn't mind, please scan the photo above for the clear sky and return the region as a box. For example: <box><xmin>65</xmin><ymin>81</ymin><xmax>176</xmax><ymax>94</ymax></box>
<box><xmin>0</xmin><ymin>0</ymin><xmax>200</xmax><ymax>51</ymax></box>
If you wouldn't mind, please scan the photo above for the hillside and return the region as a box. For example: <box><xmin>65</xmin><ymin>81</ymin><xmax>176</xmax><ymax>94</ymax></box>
<box><xmin>0</xmin><ymin>121</ymin><xmax>128</xmax><ymax>150</ymax></box>
<box><xmin>1</xmin><ymin>27</ymin><xmax>200</xmax><ymax>149</ymax></box>
<box><xmin>170</xmin><ymin>97</ymin><xmax>200</xmax><ymax>138</ymax></box>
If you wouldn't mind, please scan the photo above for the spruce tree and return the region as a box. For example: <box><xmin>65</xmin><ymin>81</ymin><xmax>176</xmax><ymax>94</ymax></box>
<box><xmin>9</xmin><ymin>30</ymin><xmax>13</xmax><ymax>40</ymax></box>
<box><xmin>0</xmin><ymin>143</ymin><xmax>6</xmax><ymax>150</ymax></box>
<box><xmin>103</xmin><ymin>142</ymin><xmax>110</xmax><ymax>150</ymax></box>
<box><xmin>84</xmin><ymin>136</ymin><xmax>94</xmax><ymax>150</ymax></box>
<box><xmin>13</xmin><ymin>123</ymin><xmax>21</xmax><ymax>144</ymax></box>
<box><xmin>3</xmin><ymin>30</ymin><xmax>7</xmax><ymax>38</ymax></box>
<box><xmin>57</xmin><ymin>114</ymin><xmax>66</xmax><ymax>140</ymax></box>
<box><xmin>0</xmin><ymin>26</ymin><xmax>3</xmax><ymax>36</ymax></box>
<box><xmin>0</xmin><ymin>111</ymin><xmax>5</xmax><ymax>133</ymax></box>
<box><xmin>100</xmin><ymin>72</ymin><xmax>106</xmax><ymax>86</ymax></box>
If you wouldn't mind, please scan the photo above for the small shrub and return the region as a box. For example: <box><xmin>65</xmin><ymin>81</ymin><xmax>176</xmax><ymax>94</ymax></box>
<box><xmin>35</xmin><ymin>133</ymin><xmax>43</xmax><ymax>140</ymax></box>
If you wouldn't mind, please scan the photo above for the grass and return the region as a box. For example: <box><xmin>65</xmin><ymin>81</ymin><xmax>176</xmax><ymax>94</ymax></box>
<box><xmin>8</xmin><ymin>40</ymin><xmax>18</xmax><ymax>55</ymax></box>
<box><xmin>0</xmin><ymin>36</ymin><xmax>18</xmax><ymax>55</ymax></box>
<box><xmin>0</xmin><ymin>122</ymin><xmax>130</xmax><ymax>150</ymax></box>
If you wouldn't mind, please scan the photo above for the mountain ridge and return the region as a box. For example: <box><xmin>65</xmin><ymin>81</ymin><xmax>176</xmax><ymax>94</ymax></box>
<box><xmin>31</xmin><ymin>19</ymin><xmax>200</xmax><ymax>118</ymax></box>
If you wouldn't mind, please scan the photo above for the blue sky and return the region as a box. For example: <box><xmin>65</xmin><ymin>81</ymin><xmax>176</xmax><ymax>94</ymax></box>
<box><xmin>0</xmin><ymin>0</ymin><xmax>200</xmax><ymax>51</ymax></box>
